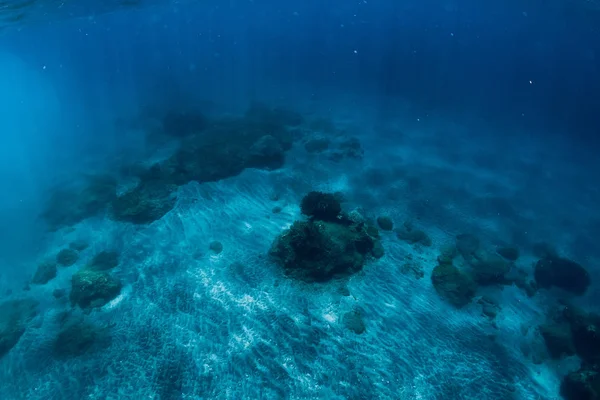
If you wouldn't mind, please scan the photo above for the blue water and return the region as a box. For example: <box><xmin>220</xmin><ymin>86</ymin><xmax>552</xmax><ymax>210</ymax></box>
<box><xmin>0</xmin><ymin>1</ymin><xmax>599</xmax><ymax>399</ymax></box>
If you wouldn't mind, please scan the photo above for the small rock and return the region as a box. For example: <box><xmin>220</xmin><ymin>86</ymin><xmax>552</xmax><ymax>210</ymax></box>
<box><xmin>209</xmin><ymin>241</ymin><xmax>223</xmax><ymax>254</ymax></box>
<box><xmin>53</xmin><ymin>288</ymin><xmax>67</xmax><ymax>299</ymax></box>
<box><xmin>400</xmin><ymin>263</ymin><xmax>424</xmax><ymax>279</ymax></box>
<box><xmin>69</xmin><ymin>240</ymin><xmax>89</xmax><ymax>252</ymax></box>
<box><xmin>456</xmin><ymin>233</ymin><xmax>480</xmax><ymax>258</ymax></box>
<box><xmin>304</xmin><ymin>137</ymin><xmax>330</xmax><ymax>153</ymax></box>
<box><xmin>376</xmin><ymin>216</ymin><xmax>394</xmax><ymax>231</ymax></box>
<box><xmin>31</xmin><ymin>261</ymin><xmax>57</xmax><ymax>285</ymax></box>
<box><xmin>496</xmin><ymin>246</ymin><xmax>520</xmax><ymax>261</ymax></box>
<box><xmin>343</xmin><ymin>310</ymin><xmax>366</xmax><ymax>334</ymax></box>
<box><xmin>372</xmin><ymin>241</ymin><xmax>385</xmax><ymax>259</ymax></box>
<box><xmin>56</xmin><ymin>249</ymin><xmax>79</xmax><ymax>267</ymax></box>
<box><xmin>272</xmin><ymin>206</ymin><xmax>283</xmax><ymax>214</ymax></box>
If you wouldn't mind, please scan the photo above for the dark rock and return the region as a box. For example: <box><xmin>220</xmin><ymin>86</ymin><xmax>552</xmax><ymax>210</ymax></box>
<box><xmin>437</xmin><ymin>245</ymin><xmax>457</xmax><ymax>265</ymax></box>
<box><xmin>300</xmin><ymin>191</ymin><xmax>342</xmax><ymax>222</ymax></box>
<box><xmin>53</xmin><ymin>320</ymin><xmax>110</xmax><ymax>358</ymax></box>
<box><xmin>339</xmin><ymin>137</ymin><xmax>364</xmax><ymax>159</ymax></box>
<box><xmin>372</xmin><ymin>241</ymin><xmax>385</xmax><ymax>259</ymax></box>
<box><xmin>469</xmin><ymin>252</ymin><xmax>511</xmax><ymax>285</ymax></box>
<box><xmin>496</xmin><ymin>246</ymin><xmax>520</xmax><ymax>261</ymax></box>
<box><xmin>248</xmin><ymin>135</ymin><xmax>285</xmax><ymax>170</ymax></box>
<box><xmin>88</xmin><ymin>251</ymin><xmax>120</xmax><ymax>271</ymax></box>
<box><xmin>539</xmin><ymin>322</ymin><xmax>576</xmax><ymax>359</ymax></box>
<box><xmin>456</xmin><ymin>233</ymin><xmax>480</xmax><ymax>258</ymax></box>
<box><xmin>376</xmin><ymin>216</ymin><xmax>394</xmax><ymax>231</ymax></box>
<box><xmin>304</xmin><ymin>138</ymin><xmax>330</xmax><ymax>153</ymax></box>
<box><xmin>343</xmin><ymin>310</ymin><xmax>366</xmax><ymax>334</ymax></box>
<box><xmin>397</xmin><ymin>221</ymin><xmax>431</xmax><ymax>246</ymax></box>
<box><xmin>53</xmin><ymin>288</ymin><xmax>67</xmax><ymax>299</ymax></box>
<box><xmin>70</xmin><ymin>269</ymin><xmax>122</xmax><ymax>309</ymax></box>
<box><xmin>56</xmin><ymin>248</ymin><xmax>79</xmax><ymax>267</ymax></box>
<box><xmin>69</xmin><ymin>240</ymin><xmax>89</xmax><ymax>251</ymax></box>
<box><xmin>0</xmin><ymin>298</ymin><xmax>38</xmax><ymax>358</ymax></box>
<box><xmin>431</xmin><ymin>262</ymin><xmax>477</xmax><ymax>308</ymax></box>
<box><xmin>309</xmin><ymin>118</ymin><xmax>336</xmax><ymax>134</ymax></box>
<box><xmin>270</xmin><ymin>220</ymin><xmax>378</xmax><ymax>282</ymax></box>
<box><xmin>560</xmin><ymin>365</ymin><xmax>600</xmax><ymax>400</ymax></box>
<box><xmin>400</xmin><ymin>263</ymin><xmax>424</xmax><ymax>279</ymax></box>
<box><xmin>272</xmin><ymin>206</ymin><xmax>283</xmax><ymax>214</ymax></box>
<box><xmin>31</xmin><ymin>261</ymin><xmax>57</xmax><ymax>285</ymax></box>
<box><xmin>111</xmin><ymin>182</ymin><xmax>177</xmax><ymax>224</ymax></box>
<box><xmin>534</xmin><ymin>256</ymin><xmax>591</xmax><ymax>295</ymax></box>
<box><xmin>40</xmin><ymin>175</ymin><xmax>117</xmax><ymax>230</ymax></box>
<box><xmin>532</xmin><ymin>242</ymin><xmax>558</xmax><ymax>259</ymax></box>
<box><xmin>209</xmin><ymin>241</ymin><xmax>223</xmax><ymax>254</ymax></box>
<box><xmin>569</xmin><ymin>312</ymin><xmax>600</xmax><ymax>364</ymax></box>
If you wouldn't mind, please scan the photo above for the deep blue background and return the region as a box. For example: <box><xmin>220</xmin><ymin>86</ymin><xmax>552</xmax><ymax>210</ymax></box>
<box><xmin>2</xmin><ymin>0</ymin><xmax>598</xmax><ymax>137</ymax></box>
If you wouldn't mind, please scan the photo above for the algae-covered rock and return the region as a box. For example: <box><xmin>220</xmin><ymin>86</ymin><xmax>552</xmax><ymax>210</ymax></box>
<box><xmin>270</xmin><ymin>219</ymin><xmax>380</xmax><ymax>282</ymax></box>
<box><xmin>300</xmin><ymin>191</ymin><xmax>342</xmax><ymax>222</ymax></box>
<box><xmin>31</xmin><ymin>261</ymin><xmax>57</xmax><ymax>285</ymax></box>
<box><xmin>70</xmin><ymin>268</ymin><xmax>122</xmax><ymax>309</ymax></box>
<box><xmin>431</xmin><ymin>262</ymin><xmax>477</xmax><ymax>308</ymax></box>
<box><xmin>469</xmin><ymin>252</ymin><xmax>511</xmax><ymax>285</ymax></box>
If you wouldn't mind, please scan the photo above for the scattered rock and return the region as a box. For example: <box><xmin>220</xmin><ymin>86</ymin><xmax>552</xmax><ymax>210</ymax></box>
<box><xmin>539</xmin><ymin>322</ymin><xmax>576</xmax><ymax>359</ymax></box>
<box><xmin>400</xmin><ymin>263</ymin><xmax>424</xmax><ymax>279</ymax></box>
<box><xmin>272</xmin><ymin>206</ymin><xmax>283</xmax><ymax>214</ymax></box>
<box><xmin>456</xmin><ymin>233</ymin><xmax>480</xmax><ymax>259</ymax></box>
<box><xmin>88</xmin><ymin>251</ymin><xmax>120</xmax><ymax>271</ymax></box>
<box><xmin>469</xmin><ymin>252</ymin><xmax>511</xmax><ymax>285</ymax></box>
<box><xmin>304</xmin><ymin>137</ymin><xmax>330</xmax><ymax>153</ymax></box>
<box><xmin>247</xmin><ymin>135</ymin><xmax>285</xmax><ymax>170</ymax></box>
<box><xmin>0</xmin><ymin>298</ymin><xmax>39</xmax><ymax>358</ymax></box>
<box><xmin>431</xmin><ymin>261</ymin><xmax>477</xmax><ymax>308</ymax></box>
<box><xmin>534</xmin><ymin>256</ymin><xmax>591</xmax><ymax>295</ymax></box>
<box><xmin>532</xmin><ymin>242</ymin><xmax>558</xmax><ymax>259</ymax></box>
<box><xmin>496</xmin><ymin>246</ymin><xmax>520</xmax><ymax>261</ymax></box>
<box><xmin>397</xmin><ymin>221</ymin><xmax>431</xmax><ymax>246</ymax></box>
<box><xmin>376</xmin><ymin>216</ymin><xmax>394</xmax><ymax>231</ymax></box>
<box><xmin>111</xmin><ymin>181</ymin><xmax>177</xmax><ymax>224</ymax></box>
<box><xmin>56</xmin><ymin>248</ymin><xmax>79</xmax><ymax>267</ymax></box>
<box><xmin>209</xmin><ymin>241</ymin><xmax>223</xmax><ymax>254</ymax></box>
<box><xmin>31</xmin><ymin>261</ymin><xmax>57</xmax><ymax>285</ymax></box>
<box><xmin>69</xmin><ymin>240</ymin><xmax>89</xmax><ymax>251</ymax></box>
<box><xmin>560</xmin><ymin>364</ymin><xmax>600</xmax><ymax>400</ymax></box>
<box><xmin>343</xmin><ymin>310</ymin><xmax>366</xmax><ymax>334</ymax></box>
<box><xmin>372</xmin><ymin>241</ymin><xmax>385</xmax><ymax>259</ymax></box>
<box><xmin>437</xmin><ymin>245</ymin><xmax>457</xmax><ymax>265</ymax></box>
<box><xmin>338</xmin><ymin>137</ymin><xmax>364</xmax><ymax>159</ymax></box>
<box><xmin>53</xmin><ymin>319</ymin><xmax>110</xmax><ymax>358</ymax></box>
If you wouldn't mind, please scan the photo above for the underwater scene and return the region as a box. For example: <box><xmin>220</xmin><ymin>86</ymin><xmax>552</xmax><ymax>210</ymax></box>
<box><xmin>0</xmin><ymin>0</ymin><xmax>599</xmax><ymax>399</ymax></box>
